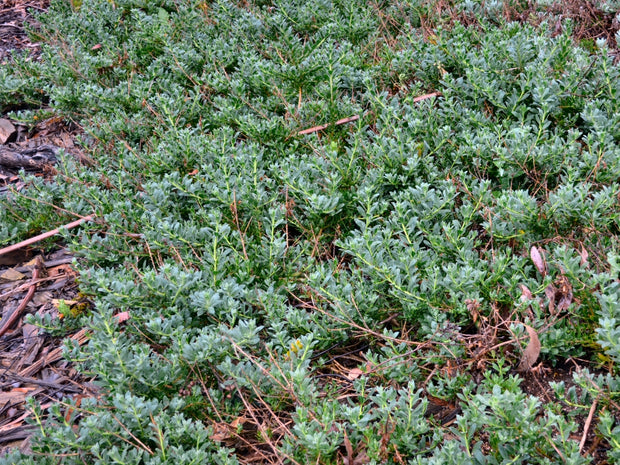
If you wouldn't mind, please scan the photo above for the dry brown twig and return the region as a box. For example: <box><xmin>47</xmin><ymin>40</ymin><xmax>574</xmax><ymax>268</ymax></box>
<box><xmin>0</xmin><ymin>274</ymin><xmax>68</xmax><ymax>300</ymax></box>
<box><xmin>296</xmin><ymin>93</ymin><xmax>441</xmax><ymax>137</ymax></box>
<box><xmin>412</xmin><ymin>91</ymin><xmax>442</xmax><ymax>102</ymax></box>
<box><xmin>297</xmin><ymin>115</ymin><xmax>360</xmax><ymax>136</ymax></box>
<box><xmin>0</xmin><ymin>214</ymin><xmax>95</xmax><ymax>257</ymax></box>
<box><xmin>579</xmin><ymin>397</ymin><xmax>598</xmax><ymax>454</ymax></box>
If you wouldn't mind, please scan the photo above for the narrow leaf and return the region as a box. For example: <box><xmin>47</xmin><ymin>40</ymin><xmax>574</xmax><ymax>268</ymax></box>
<box><xmin>518</xmin><ymin>324</ymin><xmax>541</xmax><ymax>371</ymax></box>
<box><xmin>530</xmin><ymin>246</ymin><xmax>546</xmax><ymax>275</ymax></box>
<box><xmin>519</xmin><ymin>284</ymin><xmax>533</xmax><ymax>301</ymax></box>
<box><xmin>343</xmin><ymin>430</ymin><xmax>354</xmax><ymax>465</ymax></box>
<box><xmin>545</xmin><ymin>284</ymin><xmax>557</xmax><ymax>315</ymax></box>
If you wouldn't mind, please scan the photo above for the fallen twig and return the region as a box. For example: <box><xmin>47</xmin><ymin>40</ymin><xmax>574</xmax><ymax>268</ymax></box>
<box><xmin>0</xmin><ymin>256</ymin><xmax>44</xmax><ymax>337</ymax></box>
<box><xmin>0</xmin><ymin>214</ymin><xmax>94</xmax><ymax>257</ymax></box>
<box><xmin>579</xmin><ymin>397</ymin><xmax>598</xmax><ymax>454</ymax></box>
<box><xmin>297</xmin><ymin>115</ymin><xmax>360</xmax><ymax>135</ymax></box>
<box><xmin>412</xmin><ymin>91</ymin><xmax>442</xmax><ymax>103</ymax></box>
<box><xmin>295</xmin><ymin>94</ymin><xmax>440</xmax><ymax>137</ymax></box>
<box><xmin>0</xmin><ymin>275</ymin><xmax>69</xmax><ymax>300</ymax></box>
<box><xmin>2</xmin><ymin>374</ymin><xmax>80</xmax><ymax>393</ymax></box>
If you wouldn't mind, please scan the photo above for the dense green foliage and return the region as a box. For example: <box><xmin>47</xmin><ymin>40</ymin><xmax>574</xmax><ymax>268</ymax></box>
<box><xmin>1</xmin><ymin>0</ymin><xmax>619</xmax><ymax>463</ymax></box>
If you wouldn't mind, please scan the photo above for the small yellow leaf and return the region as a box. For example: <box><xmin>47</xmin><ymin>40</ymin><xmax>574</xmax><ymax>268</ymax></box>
<box><xmin>52</xmin><ymin>299</ymin><xmax>78</xmax><ymax>308</ymax></box>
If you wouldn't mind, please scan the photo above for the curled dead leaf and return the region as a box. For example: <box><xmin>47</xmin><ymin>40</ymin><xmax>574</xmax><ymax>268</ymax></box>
<box><xmin>556</xmin><ymin>275</ymin><xmax>573</xmax><ymax>312</ymax></box>
<box><xmin>114</xmin><ymin>311</ymin><xmax>130</xmax><ymax>324</ymax></box>
<box><xmin>343</xmin><ymin>429</ymin><xmax>354</xmax><ymax>464</ymax></box>
<box><xmin>579</xmin><ymin>247</ymin><xmax>589</xmax><ymax>267</ymax></box>
<box><xmin>351</xmin><ymin>451</ymin><xmax>370</xmax><ymax>465</ymax></box>
<box><xmin>465</xmin><ymin>299</ymin><xmax>481</xmax><ymax>323</ymax></box>
<box><xmin>557</xmin><ymin>293</ymin><xmax>573</xmax><ymax>312</ymax></box>
<box><xmin>545</xmin><ymin>284</ymin><xmax>557</xmax><ymax>315</ymax></box>
<box><xmin>519</xmin><ymin>284</ymin><xmax>533</xmax><ymax>301</ymax></box>
<box><xmin>209</xmin><ymin>417</ymin><xmax>246</xmax><ymax>443</ymax></box>
<box><xmin>346</xmin><ymin>368</ymin><xmax>363</xmax><ymax>381</ymax></box>
<box><xmin>518</xmin><ymin>324</ymin><xmax>541</xmax><ymax>372</ymax></box>
<box><xmin>342</xmin><ymin>429</ymin><xmax>371</xmax><ymax>465</ymax></box>
<box><xmin>229</xmin><ymin>416</ymin><xmax>246</xmax><ymax>429</ymax></box>
<box><xmin>209</xmin><ymin>423</ymin><xmax>231</xmax><ymax>442</ymax></box>
<box><xmin>530</xmin><ymin>246</ymin><xmax>547</xmax><ymax>275</ymax></box>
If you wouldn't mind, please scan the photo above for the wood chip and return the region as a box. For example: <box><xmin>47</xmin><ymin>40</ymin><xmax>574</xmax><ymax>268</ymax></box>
<box><xmin>18</xmin><ymin>328</ymin><xmax>90</xmax><ymax>377</ymax></box>
<box><xmin>0</xmin><ymin>268</ymin><xmax>25</xmax><ymax>282</ymax></box>
<box><xmin>0</xmin><ymin>387</ymin><xmax>38</xmax><ymax>405</ymax></box>
<box><xmin>0</xmin><ymin>119</ymin><xmax>16</xmax><ymax>145</ymax></box>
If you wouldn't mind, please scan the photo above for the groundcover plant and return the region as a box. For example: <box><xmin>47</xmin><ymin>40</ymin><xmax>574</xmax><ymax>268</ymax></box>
<box><xmin>0</xmin><ymin>0</ymin><xmax>619</xmax><ymax>463</ymax></box>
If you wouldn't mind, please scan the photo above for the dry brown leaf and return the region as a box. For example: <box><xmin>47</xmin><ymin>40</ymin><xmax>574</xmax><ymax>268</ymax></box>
<box><xmin>351</xmin><ymin>451</ymin><xmax>371</xmax><ymax>465</ymax></box>
<box><xmin>0</xmin><ymin>387</ymin><xmax>37</xmax><ymax>405</ymax></box>
<box><xmin>465</xmin><ymin>299</ymin><xmax>481</xmax><ymax>323</ymax></box>
<box><xmin>343</xmin><ymin>430</ymin><xmax>354</xmax><ymax>465</ymax></box>
<box><xmin>52</xmin><ymin>299</ymin><xmax>78</xmax><ymax>307</ymax></box>
<box><xmin>229</xmin><ymin>416</ymin><xmax>245</xmax><ymax>429</ymax></box>
<box><xmin>342</xmin><ymin>431</ymin><xmax>370</xmax><ymax>465</ymax></box>
<box><xmin>346</xmin><ymin>368</ymin><xmax>363</xmax><ymax>381</ymax></box>
<box><xmin>114</xmin><ymin>311</ymin><xmax>131</xmax><ymax>323</ymax></box>
<box><xmin>545</xmin><ymin>284</ymin><xmax>557</xmax><ymax>315</ymax></box>
<box><xmin>530</xmin><ymin>246</ymin><xmax>547</xmax><ymax>275</ymax></box>
<box><xmin>579</xmin><ymin>247</ymin><xmax>589</xmax><ymax>267</ymax></box>
<box><xmin>556</xmin><ymin>275</ymin><xmax>573</xmax><ymax>312</ymax></box>
<box><xmin>518</xmin><ymin>324</ymin><xmax>541</xmax><ymax>372</ymax></box>
<box><xmin>557</xmin><ymin>289</ymin><xmax>573</xmax><ymax>312</ymax></box>
<box><xmin>209</xmin><ymin>417</ymin><xmax>245</xmax><ymax>443</ymax></box>
<box><xmin>47</xmin><ymin>264</ymin><xmax>75</xmax><ymax>277</ymax></box>
<box><xmin>32</xmin><ymin>291</ymin><xmax>53</xmax><ymax>306</ymax></box>
<box><xmin>519</xmin><ymin>284</ymin><xmax>533</xmax><ymax>301</ymax></box>
<box><xmin>209</xmin><ymin>423</ymin><xmax>231</xmax><ymax>442</ymax></box>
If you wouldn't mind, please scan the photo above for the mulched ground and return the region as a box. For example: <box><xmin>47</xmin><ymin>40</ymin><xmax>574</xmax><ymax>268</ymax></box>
<box><xmin>0</xmin><ymin>0</ymin><xmax>48</xmax><ymax>65</ymax></box>
<box><xmin>0</xmin><ymin>0</ymin><xmax>94</xmax><ymax>455</ymax></box>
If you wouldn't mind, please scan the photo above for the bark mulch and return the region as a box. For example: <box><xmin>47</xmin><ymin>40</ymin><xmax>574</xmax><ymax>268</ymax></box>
<box><xmin>0</xmin><ymin>0</ymin><xmax>94</xmax><ymax>455</ymax></box>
